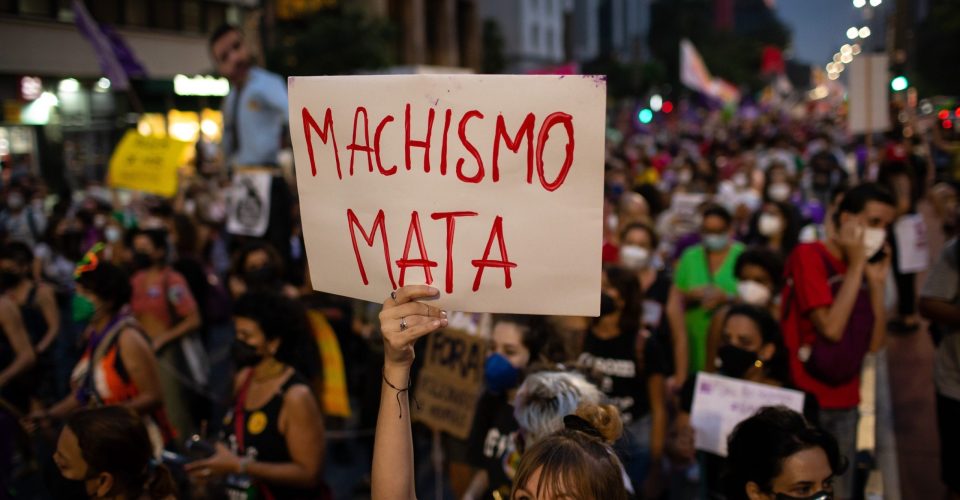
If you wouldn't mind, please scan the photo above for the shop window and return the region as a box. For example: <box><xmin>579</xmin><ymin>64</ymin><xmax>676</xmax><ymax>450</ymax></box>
<box><xmin>90</xmin><ymin>0</ymin><xmax>119</xmax><ymax>24</ymax></box>
<box><xmin>124</xmin><ymin>0</ymin><xmax>148</xmax><ymax>27</ymax></box>
<box><xmin>17</xmin><ymin>0</ymin><xmax>52</xmax><ymax>17</ymax></box>
<box><xmin>182</xmin><ymin>0</ymin><xmax>202</xmax><ymax>32</ymax></box>
<box><xmin>205</xmin><ymin>2</ymin><xmax>226</xmax><ymax>32</ymax></box>
<box><xmin>153</xmin><ymin>0</ymin><xmax>179</xmax><ymax>30</ymax></box>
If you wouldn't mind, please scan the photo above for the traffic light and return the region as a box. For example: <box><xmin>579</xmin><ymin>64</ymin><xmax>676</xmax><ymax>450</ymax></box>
<box><xmin>890</xmin><ymin>75</ymin><xmax>908</xmax><ymax>92</ymax></box>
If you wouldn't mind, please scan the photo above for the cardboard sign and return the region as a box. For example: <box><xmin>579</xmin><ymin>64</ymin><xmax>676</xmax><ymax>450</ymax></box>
<box><xmin>108</xmin><ymin>130</ymin><xmax>189</xmax><ymax>197</ymax></box>
<box><xmin>848</xmin><ymin>54</ymin><xmax>891</xmax><ymax>135</ymax></box>
<box><xmin>412</xmin><ymin>328</ymin><xmax>487</xmax><ymax>439</ymax></box>
<box><xmin>894</xmin><ymin>214</ymin><xmax>929</xmax><ymax>274</ymax></box>
<box><xmin>288</xmin><ymin>75</ymin><xmax>606</xmax><ymax>315</ymax></box>
<box><xmin>690</xmin><ymin>372</ymin><xmax>805</xmax><ymax>457</ymax></box>
<box><xmin>226</xmin><ymin>170</ymin><xmax>272</xmax><ymax>237</ymax></box>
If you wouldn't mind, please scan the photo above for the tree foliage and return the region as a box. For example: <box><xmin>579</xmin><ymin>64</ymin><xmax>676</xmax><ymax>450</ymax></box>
<box><xmin>267</xmin><ymin>7</ymin><xmax>397</xmax><ymax>77</ymax></box>
<box><xmin>648</xmin><ymin>0</ymin><xmax>790</xmax><ymax>93</ymax></box>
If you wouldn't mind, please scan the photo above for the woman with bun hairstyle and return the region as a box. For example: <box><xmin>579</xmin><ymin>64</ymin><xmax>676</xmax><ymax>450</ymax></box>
<box><xmin>370</xmin><ymin>286</ymin><xmax>629</xmax><ymax>500</ymax></box>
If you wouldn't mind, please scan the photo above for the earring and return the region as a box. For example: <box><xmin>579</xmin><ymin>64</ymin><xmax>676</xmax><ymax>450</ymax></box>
<box><xmin>754</xmin><ymin>359</ymin><xmax>764</xmax><ymax>369</ymax></box>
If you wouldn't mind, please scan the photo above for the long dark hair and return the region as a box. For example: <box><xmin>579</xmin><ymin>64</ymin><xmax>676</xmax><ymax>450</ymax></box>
<box><xmin>65</xmin><ymin>406</ymin><xmax>177</xmax><ymax>499</ymax></box>
<box><xmin>491</xmin><ymin>314</ymin><xmax>568</xmax><ymax>365</ymax></box>
<box><xmin>725</xmin><ymin>406</ymin><xmax>847</xmax><ymax>500</ymax></box>
<box><xmin>233</xmin><ymin>291</ymin><xmax>322</xmax><ymax>381</ymax></box>
<box><xmin>723</xmin><ymin>304</ymin><xmax>791</xmax><ymax>385</ymax></box>
<box><xmin>602</xmin><ymin>266</ymin><xmax>643</xmax><ymax>338</ymax></box>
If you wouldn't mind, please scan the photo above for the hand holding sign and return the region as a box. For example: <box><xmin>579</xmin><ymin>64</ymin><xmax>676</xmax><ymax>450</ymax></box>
<box><xmin>379</xmin><ymin>285</ymin><xmax>449</xmax><ymax>368</ymax></box>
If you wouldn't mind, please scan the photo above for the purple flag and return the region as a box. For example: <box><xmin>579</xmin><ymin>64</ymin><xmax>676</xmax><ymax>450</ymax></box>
<box><xmin>72</xmin><ymin>0</ymin><xmax>147</xmax><ymax>90</ymax></box>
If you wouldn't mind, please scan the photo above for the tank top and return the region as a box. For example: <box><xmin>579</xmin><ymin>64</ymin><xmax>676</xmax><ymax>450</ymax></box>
<box><xmin>20</xmin><ymin>284</ymin><xmax>48</xmax><ymax>345</ymax></box>
<box><xmin>221</xmin><ymin>370</ymin><xmax>330</xmax><ymax>500</ymax></box>
<box><xmin>70</xmin><ymin>313</ymin><xmax>175</xmax><ymax>446</ymax></box>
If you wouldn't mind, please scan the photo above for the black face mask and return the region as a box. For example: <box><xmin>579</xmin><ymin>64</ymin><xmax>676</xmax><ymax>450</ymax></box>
<box><xmin>775</xmin><ymin>491</ymin><xmax>831</xmax><ymax>500</ymax></box>
<box><xmin>717</xmin><ymin>344</ymin><xmax>759</xmax><ymax>378</ymax></box>
<box><xmin>0</xmin><ymin>270</ymin><xmax>22</xmax><ymax>290</ymax></box>
<box><xmin>243</xmin><ymin>265</ymin><xmax>278</xmax><ymax>289</ymax></box>
<box><xmin>131</xmin><ymin>252</ymin><xmax>154</xmax><ymax>271</ymax></box>
<box><xmin>599</xmin><ymin>293</ymin><xmax>619</xmax><ymax>317</ymax></box>
<box><xmin>232</xmin><ymin>340</ymin><xmax>263</xmax><ymax>368</ymax></box>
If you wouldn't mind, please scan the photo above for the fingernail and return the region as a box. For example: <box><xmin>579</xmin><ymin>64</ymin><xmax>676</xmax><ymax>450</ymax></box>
<box><xmin>441</xmin><ymin>310</ymin><xmax>448</xmax><ymax>318</ymax></box>
<box><xmin>440</xmin><ymin>318</ymin><xmax>448</xmax><ymax>326</ymax></box>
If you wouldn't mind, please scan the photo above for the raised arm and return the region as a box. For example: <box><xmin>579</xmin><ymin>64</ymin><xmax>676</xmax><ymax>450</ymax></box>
<box><xmin>372</xmin><ymin>286</ymin><xmax>447</xmax><ymax>500</ymax></box>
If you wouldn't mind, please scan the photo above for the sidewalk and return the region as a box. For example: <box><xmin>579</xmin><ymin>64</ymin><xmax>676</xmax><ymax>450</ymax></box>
<box><xmin>888</xmin><ymin>201</ymin><xmax>946</xmax><ymax>500</ymax></box>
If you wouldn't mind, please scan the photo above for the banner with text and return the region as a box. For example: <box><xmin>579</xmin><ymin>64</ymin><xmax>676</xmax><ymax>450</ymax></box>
<box><xmin>412</xmin><ymin>328</ymin><xmax>487</xmax><ymax>439</ymax></box>
<box><xmin>288</xmin><ymin>75</ymin><xmax>606</xmax><ymax>314</ymax></box>
<box><xmin>108</xmin><ymin>130</ymin><xmax>189</xmax><ymax>197</ymax></box>
<box><xmin>690</xmin><ymin>372</ymin><xmax>806</xmax><ymax>457</ymax></box>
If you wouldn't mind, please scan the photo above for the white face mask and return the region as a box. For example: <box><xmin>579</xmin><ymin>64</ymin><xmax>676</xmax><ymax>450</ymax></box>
<box><xmin>619</xmin><ymin>245</ymin><xmax>651</xmax><ymax>271</ymax></box>
<box><xmin>732</xmin><ymin>172</ymin><xmax>748</xmax><ymax>188</ymax></box>
<box><xmin>862</xmin><ymin>227</ymin><xmax>887</xmax><ymax>259</ymax></box>
<box><xmin>105</xmin><ymin>226</ymin><xmax>122</xmax><ymax>243</ymax></box>
<box><xmin>768</xmin><ymin>182</ymin><xmax>792</xmax><ymax>202</ymax></box>
<box><xmin>758</xmin><ymin>213</ymin><xmax>784</xmax><ymax>237</ymax></box>
<box><xmin>737</xmin><ymin>280</ymin><xmax>772</xmax><ymax>306</ymax></box>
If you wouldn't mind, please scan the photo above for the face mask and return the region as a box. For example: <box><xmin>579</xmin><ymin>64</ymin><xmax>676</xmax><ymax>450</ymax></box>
<box><xmin>105</xmin><ymin>226</ymin><xmax>122</xmax><ymax>243</ymax></box>
<box><xmin>737</xmin><ymin>280</ymin><xmax>772</xmax><ymax>306</ymax></box>
<box><xmin>703</xmin><ymin>233</ymin><xmax>730</xmax><ymax>251</ymax></box>
<box><xmin>717</xmin><ymin>344</ymin><xmax>760</xmax><ymax>378</ymax></box>
<box><xmin>768</xmin><ymin>182</ymin><xmax>792</xmax><ymax>202</ymax></box>
<box><xmin>758</xmin><ymin>213</ymin><xmax>784</xmax><ymax>237</ymax></box>
<box><xmin>862</xmin><ymin>227</ymin><xmax>887</xmax><ymax>259</ymax></box>
<box><xmin>774</xmin><ymin>492</ymin><xmax>831</xmax><ymax>500</ymax></box>
<box><xmin>232</xmin><ymin>340</ymin><xmax>263</xmax><ymax>368</ymax></box>
<box><xmin>72</xmin><ymin>294</ymin><xmax>96</xmax><ymax>323</ymax></box>
<box><xmin>599</xmin><ymin>292</ymin><xmax>619</xmax><ymax>317</ymax></box>
<box><xmin>619</xmin><ymin>245</ymin><xmax>650</xmax><ymax>271</ymax></box>
<box><xmin>0</xmin><ymin>270</ymin><xmax>22</xmax><ymax>290</ymax></box>
<box><xmin>7</xmin><ymin>193</ymin><xmax>24</xmax><ymax>210</ymax></box>
<box><xmin>131</xmin><ymin>252</ymin><xmax>153</xmax><ymax>271</ymax></box>
<box><xmin>732</xmin><ymin>172</ymin><xmax>748</xmax><ymax>188</ymax></box>
<box><xmin>243</xmin><ymin>265</ymin><xmax>278</xmax><ymax>289</ymax></box>
<box><xmin>484</xmin><ymin>352</ymin><xmax>520</xmax><ymax>393</ymax></box>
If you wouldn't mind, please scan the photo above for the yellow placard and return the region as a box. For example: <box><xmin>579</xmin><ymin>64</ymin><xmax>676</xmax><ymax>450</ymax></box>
<box><xmin>108</xmin><ymin>130</ymin><xmax>189</xmax><ymax>197</ymax></box>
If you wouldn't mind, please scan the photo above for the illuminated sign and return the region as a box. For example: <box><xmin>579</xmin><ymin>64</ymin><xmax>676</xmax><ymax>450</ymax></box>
<box><xmin>173</xmin><ymin>74</ymin><xmax>230</xmax><ymax>96</ymax></box>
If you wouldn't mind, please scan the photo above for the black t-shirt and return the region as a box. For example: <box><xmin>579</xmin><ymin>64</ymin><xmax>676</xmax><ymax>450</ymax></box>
<box><xmin>466</xmin><ymin>391</ymin><xmax>519</xmax><ymax>499</ymax></box>
<box><xmin>579</xmin><ymin>329</ymin><xmax>668</xmax><ymax>424</ymax></box>
<box><xmin>643</xmin><ymin>270</ymin><xmax>675</xmax><ymax>374</ymax></box>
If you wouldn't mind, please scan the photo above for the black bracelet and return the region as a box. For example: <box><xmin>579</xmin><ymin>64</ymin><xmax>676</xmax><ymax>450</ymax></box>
<box><xmin>382</xmin><ymin>370</ymin><xmax>420</xmax><ymax>419</ymax></box>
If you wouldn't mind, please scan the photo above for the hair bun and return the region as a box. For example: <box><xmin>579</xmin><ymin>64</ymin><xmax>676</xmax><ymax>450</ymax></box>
<box><xmin>573</xmin><ymin>403</ymin><xmax>623</xmax><ymax>444</ymax></box>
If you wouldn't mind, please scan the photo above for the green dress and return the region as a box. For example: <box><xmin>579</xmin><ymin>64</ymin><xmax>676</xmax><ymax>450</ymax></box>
<box><xmin>674</xmin><ymin>242</ymin><xmax>744</xmax><ymax>373</ymax></box>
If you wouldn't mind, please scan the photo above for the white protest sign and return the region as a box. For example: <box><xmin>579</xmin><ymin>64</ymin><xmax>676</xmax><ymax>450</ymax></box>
<box><xmin>227</xmin><ymin>170</ymin><xmax>272</xmax><ymax>237</ymax></box>
<box><xmin>848</xmin><ymin>54</ymin><xmax>891</xmax><ymax>135</ymax></box>
<box><xmin>894</xmin><ymin>214</ymin><xmax>929</xmax><ymax>274</ymax></box>
<box><xmin>288</xmin><ymin>75</ymin><xmax>606</xmax><ymax>315</ymax></box>
<box><xmin>690</xmin><ymin>372</ymin><xmax>805</xmax><ymax>457</ymax></box>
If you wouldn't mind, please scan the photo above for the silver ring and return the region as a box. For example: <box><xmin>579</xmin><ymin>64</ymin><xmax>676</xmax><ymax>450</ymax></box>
<box><xmin>400</xmin><ymin>317</ymin><xmax>407</xmax><ymax>331</ymax></box>
<box><xmin>391</xmin><ymin>290</ymin><xmax>397</xmax><ymax>300</ymax></box>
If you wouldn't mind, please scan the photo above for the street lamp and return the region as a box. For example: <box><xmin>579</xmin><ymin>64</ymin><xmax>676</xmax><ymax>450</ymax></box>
<box><xmin>847</xmin><ymin>27</ymin><xmax>859</xmax><ymax>39</ymax></box>
<box><xmin>859</xmin><ymin>26</ymin><xmax>871</xmax><ymax>38</ymax></box>
<box><xmin>853</xmin><ymin>0</ymin><xmax>866</xmax><ymax>7</ymax></box>
<box><xmin>841</xmin><ymin>53</ymin><xmax>853</xmax><ymax>64</ymax></box>
<box><xmin>869</xmin><ymin>0</ymin><xmax>881</xmax><ymax>6</ymax></box>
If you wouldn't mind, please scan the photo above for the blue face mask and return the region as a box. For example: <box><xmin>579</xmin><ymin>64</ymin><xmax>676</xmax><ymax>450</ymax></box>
<box><xmin>703</xmin><ymin>233</ymin><xmax>730</xmax><ymax>251</ymax></box>
<box><xmin>484</xmin><ymin>353</ymin><xmax>520</xmax><ymax>394</ymax></box>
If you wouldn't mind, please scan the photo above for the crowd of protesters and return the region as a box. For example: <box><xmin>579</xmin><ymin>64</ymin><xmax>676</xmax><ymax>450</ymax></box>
<box><xmin>2</xmin><ymin>22</ymin><xmax>960</xmax><ymax>500</ymax></box>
